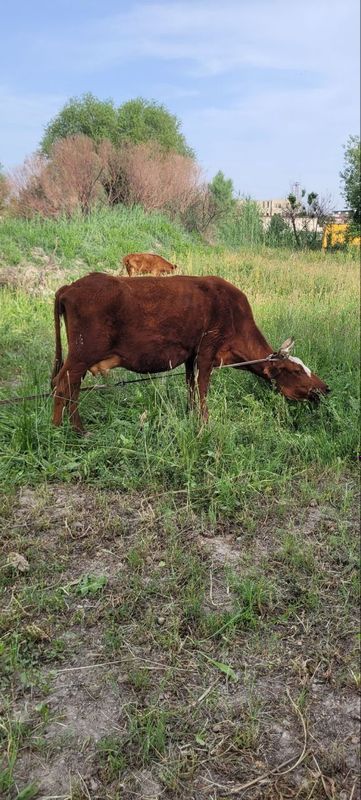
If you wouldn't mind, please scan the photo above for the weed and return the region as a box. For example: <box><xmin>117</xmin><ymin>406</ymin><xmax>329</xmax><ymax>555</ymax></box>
<box><xmin>97</xmin><ymin>735</ymin><xmax>127</xmax><ymax>780</ymax></box>
<box><xmin>0</xmin><ymin>714</ymin><xmax>36</xmax><ymax>796</ymax></box>
<box><xmin>127</xmin><ymin>668</ymin><xmax>151</xmax><ymax>691</ymax></box>
<box><xmin>127</xmin><ymin>705</ymin><xmax>168</xmax><ymax>765</ymax></box>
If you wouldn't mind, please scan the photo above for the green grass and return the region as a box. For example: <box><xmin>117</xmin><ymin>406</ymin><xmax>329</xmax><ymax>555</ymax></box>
<box><xmin>0</xmin><ymin>210</ymin><xmax>358</xmax><ymax>518</ymax></box>
<box><xmin>0</xmin><ymin>205</ymin><xmax>202</xmax><ymax>268</ymax></box>
<box><xmin>0</xmin><ymin>205</ymin><xmax>359</xmax><ymax>798</ymax></box>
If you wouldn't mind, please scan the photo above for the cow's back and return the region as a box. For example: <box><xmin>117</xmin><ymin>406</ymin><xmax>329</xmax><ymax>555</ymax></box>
<box><xmin>59</xmin><ymin>273</ymin><xmax>250</xmax><ymax>342</ymax></box>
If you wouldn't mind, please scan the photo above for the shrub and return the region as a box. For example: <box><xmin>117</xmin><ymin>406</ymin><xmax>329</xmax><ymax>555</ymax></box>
<box><xmin>266</xmin><ymin>214</ymin><xmax>293</xmax><ymax>247</ymax></box>
<box><xmin>0</xmin><ymin>166</ymin><xmax>10</xmax><ymax>213</ymax></box>
<box><xmin>9</xmin><ymin>136</ymin><xmax>106</xmax><ymax>217</ymax></box>
<box><xmin>9</xmin><ymin>138</ymin><xmax>203</xmax><ymax>221</ymax></box>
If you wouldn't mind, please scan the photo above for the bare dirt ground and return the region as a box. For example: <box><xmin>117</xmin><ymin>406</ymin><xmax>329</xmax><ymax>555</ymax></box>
<box><xmin>0</xmin><ymin>484</ymin><xmax>359</xmax><ymax>799</ymax></box>
<box><xmin>0</xmin><ymin>247</ymin><xmax>89</xmax><ymax>296</ymax></box>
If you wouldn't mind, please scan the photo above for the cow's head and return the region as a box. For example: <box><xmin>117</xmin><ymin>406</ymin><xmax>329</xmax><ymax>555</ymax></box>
<box><xmin>263</xmin><ymin>338</ymin><xmax>330</xmax><ymax>402</ymax></box>
<box><xmin>172</xmin><ymin>263</ymin><xmax>178</xmax><ymax>271</ymax></box>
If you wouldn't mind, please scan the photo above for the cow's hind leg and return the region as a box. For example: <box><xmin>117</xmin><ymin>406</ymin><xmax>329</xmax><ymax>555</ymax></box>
<box><xmin>52</xmin><ymin>362</ymin><xmax>86</xmax><ymax>434</ymax></box>
<box><xmin>196</xmin><ymin>357</ymin><xmax>213</xmax><ymax>421</ymax></box>
<box><xmin>185</xmin><ymin>355</ymin><xmax>197</xmax><ymax>411</ymax></box>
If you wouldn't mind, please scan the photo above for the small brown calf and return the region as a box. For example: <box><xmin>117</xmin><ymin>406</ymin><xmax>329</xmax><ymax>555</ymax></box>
<box><xmin>123</xmin><ymin>253</ymin><xmax>177</xmax><ymax>277</ymax></box>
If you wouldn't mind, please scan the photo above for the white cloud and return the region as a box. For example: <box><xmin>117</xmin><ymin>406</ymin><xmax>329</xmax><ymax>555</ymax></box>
<box><xmin>30</xmin><ymin>0</ymin><xmax>359</xmax><ymax>86</ymax></box>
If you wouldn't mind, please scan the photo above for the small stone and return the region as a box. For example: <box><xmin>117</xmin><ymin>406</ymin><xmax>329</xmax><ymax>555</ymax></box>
<box><xmin>7</xmin><ymin>552</ymin><xmax>29</xmax><ymax>572</ymax></box>
<box><xmin>156</xmin><ymin>616</ymin><xmax>165</xmax><ymax>625</ymax></box>
<box><xmin>212</xmin><ymin>722</ymin><xmax>223</xmax><ymax>732</ymax></box>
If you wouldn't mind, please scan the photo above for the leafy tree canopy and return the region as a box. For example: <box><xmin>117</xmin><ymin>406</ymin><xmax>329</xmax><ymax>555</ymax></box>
<box><xmin>340</xmin><ymin>135</ymin><xmax>361</xmax><ymax>224</ymax></box>
<box><xmin>41</xmin><ymin>93</ymin><xmax>194</xmax><ymax>158</ymax></box>
<box><xmin>41</xmin><ymin>93</ymin><xmax>119</xmax><ymax>154</ymax></box>
<box><xmin>117</xmin><ymin>98</ymin><xmax>194</xmax><ymax>157</ymax></box>
<box><xmin>209</xmin><ymin>171</ymin><xmax>235</xmax><ymax>209</ymax></box>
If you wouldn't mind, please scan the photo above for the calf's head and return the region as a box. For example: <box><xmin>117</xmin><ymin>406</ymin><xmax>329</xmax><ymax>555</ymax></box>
<box><xmin>263</xmin><ymin>339</ymin><xmax>329</xmax><ymax>402</ymax></box>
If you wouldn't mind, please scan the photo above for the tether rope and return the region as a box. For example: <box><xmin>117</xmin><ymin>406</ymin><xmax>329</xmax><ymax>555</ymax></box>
<box><xmin>0</xmin><ymin>353</ymin><xmax>285</xmax><ymax>407</ymax></box>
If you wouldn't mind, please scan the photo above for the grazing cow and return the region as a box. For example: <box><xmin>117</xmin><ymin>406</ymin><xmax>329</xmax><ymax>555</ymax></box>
<box><xmin>51</xmin><ymin>273</ymin><xmax>329</xmax><ymax>434</ymax></box>
<box><xmin>123</xmin><ymin>253</ymin><xmax>177</xmax><ymax>277</ymax></box>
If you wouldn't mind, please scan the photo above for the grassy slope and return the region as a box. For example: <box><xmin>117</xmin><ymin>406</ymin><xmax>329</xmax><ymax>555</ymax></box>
<box><xmin>0</xmin><ymin>205</ymin><xmax>202</xmax><ymax>268</ymax></box>
<box><xmin>0</xmin><ymin>208</ymin><xmax>359</xmax><ymax>798</ymax></box>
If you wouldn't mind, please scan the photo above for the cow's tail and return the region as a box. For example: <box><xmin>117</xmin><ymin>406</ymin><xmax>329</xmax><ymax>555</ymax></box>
<box><xmin>51</xmin><ymin>287</ymin><xmax>66</xmax><ymax>386</ymax></box>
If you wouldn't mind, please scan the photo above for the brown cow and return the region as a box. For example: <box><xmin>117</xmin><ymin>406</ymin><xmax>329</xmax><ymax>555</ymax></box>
<box><xmin>51</xmin><ymin>273</ymin><xmax>329</xmax><ymax>434</ymax></box>
<box><xmin>123</xmin><ymin>253</ymin><xmax>177</xmax><ymax>277</ymax></box>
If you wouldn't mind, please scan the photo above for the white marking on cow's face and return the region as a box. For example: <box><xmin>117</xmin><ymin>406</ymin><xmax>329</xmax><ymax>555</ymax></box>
<box><xmin>289</xmin><ymin>356</ymin><xmax>312</xmax><ymax>377</ymax></box>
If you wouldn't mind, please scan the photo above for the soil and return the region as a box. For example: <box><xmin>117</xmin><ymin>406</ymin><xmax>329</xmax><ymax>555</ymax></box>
<box><xmin>1</xmin><ymin>484</ymin><xmax>359</xmax><ymax>799</ymax></box>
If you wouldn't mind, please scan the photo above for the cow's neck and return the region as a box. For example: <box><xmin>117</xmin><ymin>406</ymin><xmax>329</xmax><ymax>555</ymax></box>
<box><xmin>235</xmin><ymin>323</ymin><xmax>273</xmax><ymax>375</ymax></box>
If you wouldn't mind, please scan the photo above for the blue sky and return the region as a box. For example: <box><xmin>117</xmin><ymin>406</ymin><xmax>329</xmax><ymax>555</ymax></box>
<box><xmin>1</xmin><ymin>0</ymin><xmax>359</xmax><ymax>205</ymax></box>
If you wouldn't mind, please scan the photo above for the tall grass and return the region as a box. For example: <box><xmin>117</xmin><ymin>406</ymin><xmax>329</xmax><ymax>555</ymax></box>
<box><xmin>0</xmin><ymin>209</ymin><xmax>358</xmax><ymax>518</ymax></box>
<box><xmin>218</xmin><ymin>199</ymin><xmax>264</xmax><ymax>249</ymax></box>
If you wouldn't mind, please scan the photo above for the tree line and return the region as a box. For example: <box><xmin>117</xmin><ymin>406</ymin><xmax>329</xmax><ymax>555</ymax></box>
<box><xmin>0</xmin><ymin>93</ymin><xmax>360</xmax><ymax>249</ymax></box>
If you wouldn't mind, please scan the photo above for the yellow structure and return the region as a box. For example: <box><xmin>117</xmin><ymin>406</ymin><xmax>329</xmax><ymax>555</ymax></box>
<box><xmin>322</xmin><ymin>223</ymin><xmax>361</xmax><ymax>250</ymax></box>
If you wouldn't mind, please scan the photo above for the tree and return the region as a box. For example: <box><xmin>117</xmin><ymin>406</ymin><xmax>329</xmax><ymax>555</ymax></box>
<box><xmin>283</xmin><ymin>189</ymin><xmax>332</xmax><ymax>248</ymax></box>
<box><xmin>41</xmin><ymin>94</ymin><xmax>194</xmax><ymax>159</ymax></box>
<box><xmin>209</xmin><ymin>171</ymin><xmax>235</xmax><ymax>212</ymax></box>
<box><xmin>197</xmin><ymin>171</ymin><xmax>237</xmax><ymax>239</ymax></box>
<box><xmin>41</xmin><ymin>93</ymin><xmax>119</xmax><ymax>154</ymax></box>
<box><xmin>340</xmin><ymin>135</ymin><xmax>361</xmax><ymax>224</ymax></box>
<box><xmin>117</xmin><ymin>98</ymin><xmax>194</xmax><ymax>157</ymax></box>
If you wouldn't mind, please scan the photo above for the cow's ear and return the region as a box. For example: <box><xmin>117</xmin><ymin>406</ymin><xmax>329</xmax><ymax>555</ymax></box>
<box><xmin>278</xmin><ymin>337</ymin><xmax>294</xmax><ymax>355</ymax></box>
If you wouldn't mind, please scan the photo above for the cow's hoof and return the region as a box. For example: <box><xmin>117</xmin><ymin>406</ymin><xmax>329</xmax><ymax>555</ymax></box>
<box><xmin>73</xmin><ymin>429</ymin><xmax>92</xmax><ymax>438</ymax></box>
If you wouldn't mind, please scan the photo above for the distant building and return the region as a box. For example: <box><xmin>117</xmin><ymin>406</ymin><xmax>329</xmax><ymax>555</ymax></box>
<box><xmin>329</xmin><ymin>210</ymin><xmax>352</xmax><ymax>224</ymax></box>
<box><xmin>255</xmin><ymin>199</ymin><xmax>350</xmax><ymax>234</ymax></box>
<box><xmin>255</xmin><ymin>198</ymin><xmax>320</xmax><ymax>232</ymax></box>
<box><xmin>256</xmin><ymin>199</ymin><xmax>289</xmax><ymax>218</ymax></box>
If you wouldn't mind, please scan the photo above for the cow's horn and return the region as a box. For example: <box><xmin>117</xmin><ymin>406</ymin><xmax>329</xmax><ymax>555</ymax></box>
<box><xmin>278</xmin><ymin>337</ymin><xmax>295</xmax><ymax>355</ymax></box>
